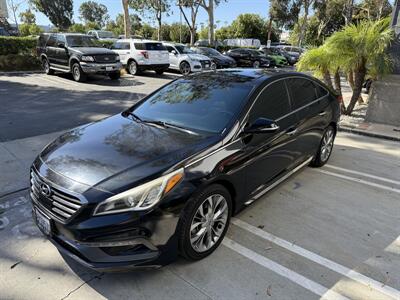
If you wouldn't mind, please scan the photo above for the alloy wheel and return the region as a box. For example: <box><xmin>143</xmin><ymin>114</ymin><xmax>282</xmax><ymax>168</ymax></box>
<box><xmin>253</xmin><ymin>61</ymin><xmax>260</xmax><ymax>68</ymax></box>
<box><xmin>180</xmin><ymin>62</ymin><xmax>191</xmax><ymax>75</ymax></box>
<box><xmin>190</xmin><ymin>194</ymin><xmax>229</xmax><ymax>253</ymax></box>
<box><xmin>43</xmin><ymin>59</ymin><xmax>50</xmax><ymax>73</ymax></box>
<box><xmin>72</xmin><ymin>64</ymin><xmax>80</xmax><ymax>81</ymax></box>
<box><xmin>129</xmin><ymin>61</ymin><xmax>137</xmax><ymax>75</ymax></box>
<box><xmin>320</xmin><ymin>128</ymin><xmax>334</xmax><ymax>162</ymax></box>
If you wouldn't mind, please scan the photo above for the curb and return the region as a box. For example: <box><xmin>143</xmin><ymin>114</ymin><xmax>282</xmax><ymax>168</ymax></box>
<box><xmin>0</xmin><ymin>70</ymin><xmax>43</xmax><ymax>75</ymax></box>
<box><xmin>338</xmin><ymin>125</ymin><xmax>400</xmax><ymax>142</ymax></box>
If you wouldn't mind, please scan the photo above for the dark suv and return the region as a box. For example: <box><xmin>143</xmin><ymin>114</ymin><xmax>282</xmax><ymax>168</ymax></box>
<box><xmin>37</xmin><ymin>33</ymin><xmax>122</xmax><ymax>82</ymax></box>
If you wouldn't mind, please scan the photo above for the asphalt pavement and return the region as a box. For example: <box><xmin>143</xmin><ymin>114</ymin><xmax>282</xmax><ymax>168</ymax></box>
<box><xmin>0</xmin><ymin>72</ymin><xmax>399</xmax><ymax>300</ymax></box>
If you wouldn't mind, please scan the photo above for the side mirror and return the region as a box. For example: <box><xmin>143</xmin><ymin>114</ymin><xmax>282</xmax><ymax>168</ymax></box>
<box><xmin>171</xmin><ymin>50</ymin><xmax>177</xmax><ymax>55</ymax></box>
<box><xmin>58</xmin><ymin>43</ymin><xmax>65</xmax><ymax>49</ymax></box>
<box><xmin>243</xmin><ymin>118</ymin><xmax>280</xmax><ymax>134</ymax></box>
<box><xmin>102</xmin><ymin>43</ymin><xmax>107</xmax><ymax>48</ymax></box>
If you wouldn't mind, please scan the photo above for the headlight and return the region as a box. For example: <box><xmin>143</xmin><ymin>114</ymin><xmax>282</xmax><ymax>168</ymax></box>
<box><xmin>93</xmin><ymin>169</ymin><xmax>184</xmax><ymax>216</ymax></box>
<box><xmin>81</xmin><ymin>55</ymin><xmax>95</xmax><ymax>62</ymax></box>
<box><xmin>115</xmin><ymin>55</ymin><xmax>120</xmax><ymax>62</ymax></box>
<box><xmin>191</xmin><ymin>58</ymin><xmax>200</xmax><ymax>62</ymax></box>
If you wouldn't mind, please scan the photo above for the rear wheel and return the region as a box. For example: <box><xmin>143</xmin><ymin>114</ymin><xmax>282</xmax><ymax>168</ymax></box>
<box><xmin>310</xmin><ymin>125</ymin><xmax>336</xmax><ymax>167</ymax></box>
<box><xmin>252</xmin><ymin>60</ymin><xmax>261</xmax><ymax>68</ymax></box>
<box><xmin>178</xmin><ymin>184</ymin><xmax>232</xmax><ymax>261</ymax></box>
<box><xmin>42</xmin><ymin>58</ymin><xmax>54</xmax><ymax>75</ymax></box>
<box><xmin>71</xmin><ymin>62</ymin><xmax>87</xmax><ymax>82</ymax></box>
<box><xmin>179</xmin><ymin>61</ymin><xmax>191</xmax><ymax>75</ymax></box>
<box><xmin>155</xmin><ymin>70</ymin><xmax>164</xmax><ymax>75</ymax></box>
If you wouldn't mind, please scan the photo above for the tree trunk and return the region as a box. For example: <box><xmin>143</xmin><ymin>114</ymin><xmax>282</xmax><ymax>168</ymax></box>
<box><xmin>297</xmin><ymin>0</ymin><xmax>310</xmax><ymax>47</ymax></box>
<box><xmin>157</xmin><ymin>18</ymin><xmax>162</xmax><ymax>41</ymax></box>
<box><xmin>122</xmin><ymin>0</ymin><xmax>131</xmax><ymax>38</ymax></box>
<box><xmin>345</xmin><ymin>66</ymin><xmax>366</xmax><ymax>115</ymax></box>
<box><xmin>190</xmin><ymin>29</ymin><xmax>195</xmax><ymax>45</ymax></box>
<box><xmin>344</xmin><ymin>0</ymin><xmax>354</xmax><ymax>25</ymax></box>
<box><xmin>322</xmin><ymin>70</ymin><xmax>334</xmax><ymax>91</ymax></box>
<box><xmin>334</xmin><ymin>68</ymin><xmax>346</xmax><ymax>113</ymax></box>
<box><xmin>207</xmin><ymin>0</ymin><xmax>214</xmax><ymax>46</ymax></box>
<box><xmin>348</xmin><ymin>70</ymin><xmax>364</xmax><ymax>104</ymax></box>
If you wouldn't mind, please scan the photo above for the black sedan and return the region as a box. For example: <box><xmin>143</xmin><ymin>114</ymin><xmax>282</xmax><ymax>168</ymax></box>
<box><xmin>225</xmin><ymin>48</ymin><xmax>271</xmax><ymax>68</ymax></box>
<box><xmin>191</xmin><ymin>47</ymin><xmax>237</xmax><ymax>69</ymax></box>
<box><xmin>30</xmin><ymin>69</ymin><xmax>340</xmax><ymax>271</ymax></box>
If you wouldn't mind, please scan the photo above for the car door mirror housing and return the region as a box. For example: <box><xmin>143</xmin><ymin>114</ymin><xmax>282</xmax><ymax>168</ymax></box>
<box><xmin>171</xmin><ymin>50</ymin><xmax>177</xmax><ymax>55</ymax></box>
<box><xmin>243</xmin><ymin>118</ymin><xmax>280</xmax><ymax>134</ymax></box>
<box><xmin>58</xmin><ymin>43</ymin><xmax>65</xmax><ymax>49</ymax></box>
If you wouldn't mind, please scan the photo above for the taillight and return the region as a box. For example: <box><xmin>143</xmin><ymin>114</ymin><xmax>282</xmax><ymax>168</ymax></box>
<box><xmin>140</xmin><ymin>51</ymin><xmax>149</xmax><ymax>59</ymax></box>
<box><xmin>336</xmin><ymin>94</ymin><xmax>343</xmax><ymax>104</ymax></box>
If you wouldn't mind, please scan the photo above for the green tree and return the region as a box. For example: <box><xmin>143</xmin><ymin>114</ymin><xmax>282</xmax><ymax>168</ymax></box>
<box><xmin>69</xmin><ymin>23</ymin><xmax>86</xmax><ymax>33</ymax></box>
<box><xmin>178</xmin><ymin>0</ymin><xmax>201</xmax><ymax>45</ymax></box>
<box><xmin>30</xmin><ymin>0</ymin><xmax>73</xmax><ymax>30</ymax></box>
<box><xmin>199</xmin><ymin>26</ymin><xmax>209</xmax><ymax>40</ymax></box>
<box><xmin>197</xmin><ymin>0</ymin><xmax>225</xmax><ymax>46</ymax></box>
<box><xmin>137</xmin><ymin>23</ymin><xmax>156</xmax><ymax>38</ymax></box>
<box><xmin>326</xmin><ymin>18</ymin><xmax>394</xmax><ymax>115</ymax></box>
<box><xmin>106</xmin><ymin>13</ymin><xmax>142</xmax><ymax>36</ymax></box>
<box><xmin>169</xmin><ymin>22</ymin><xmax>191</xmax><ymax>43</ymax></box>
<box><xmin>85</xmin><ymin>21</ymin><xmax>101</xmax><ymax>31</ymax></box>
<box><xmin>79</xmin><ymin>1</ymin><xmax>109</xmax><ymax>27</ymax></box>
<box><xmin>152</xmin><ymin>23</ymin><xmax>171</xmax><ymax>41</ymax></box>
<box><xmin>129</xmin><ymin>0</ymin><xmax>171</xmax><ymax>41</ymax></box>
<box><xmin>19</xmin><ymin>23</ymin><xmax>43</xmax><ymax>36</ymax></box>
<box><xmin>215</xmin><ymin>26</ymin><xmax>231</xmax><ymax>41</ymax></box>
<box><xmin>353</xmin><ymin>0</ymin><xmax>393</xmax><ymax>21</ymax></box>
<box><xmin>230</xmin><ymin>14</ymin><xmax>278</xmax><ymax>44</ymax></box>
<box><xmin>19</xmin><ymin>9</ymin><xmax>36</xmax><ymax>24</ymax></box>
<box><xmin>269</xmin><ymin>0</ymin><xmax>301</xmax><ymax>30</ymax></box>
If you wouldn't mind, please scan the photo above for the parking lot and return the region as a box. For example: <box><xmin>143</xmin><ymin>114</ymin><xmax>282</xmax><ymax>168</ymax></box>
<box><xmin>0</xmin><ymin>73</ymin><xmax>399</xmax><ymax>300</ymax></box>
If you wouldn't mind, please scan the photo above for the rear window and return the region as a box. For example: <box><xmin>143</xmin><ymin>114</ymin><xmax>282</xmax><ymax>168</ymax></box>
<box><xmin>112</xmin><ymin>42</ymin><xmax>130</xmax><ymax>50</ymax></box>
<box><xmin>135</xmin><ymin>42</ymin><xmax>166</xmax><ymax>51</ymax></box>
<box><xmin>287</xmin><ymin>78</ymin><xmax>318</xmax><ymax>109</ymax></box>
<box><xmin>38</xmin><ymin>34</ymin><xmax>50</xmax><ymax>47</ymax></box>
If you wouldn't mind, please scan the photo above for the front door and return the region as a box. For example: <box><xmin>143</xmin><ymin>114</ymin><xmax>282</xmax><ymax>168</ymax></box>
<box><xmin>55</xmin><ymin>34</ymin><xmax>69</xmax><ymax>69</ymax></box>
<box><xmin>240</xmin><ymin>80</ymin><xmax>299</xmax><ymax>197</ymax></box>
<box><xmin>111</xmin><ymin>41</ymin><xmax>131</xmax><ymax>65</ymax></box>
<box><xmin>166</xmin><ymin>46</ymin><xmax>179</xmax><ymax>69</ymax></box>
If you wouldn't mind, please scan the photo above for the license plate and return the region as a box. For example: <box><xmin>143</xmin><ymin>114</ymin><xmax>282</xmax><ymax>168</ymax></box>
<box><xmin>106</xmin><ymin>66</ymin><xmax>113</xmax><ymax>71</ymax></box>
<box><xmin>205</xmin><ymin>64</ymin><xmax>210</xmax><ymax>68</ymax></box>
<box><xmin>34</xmin><ymin>209</ymin><xmax>52</xmax><ymax>236</ymax></box>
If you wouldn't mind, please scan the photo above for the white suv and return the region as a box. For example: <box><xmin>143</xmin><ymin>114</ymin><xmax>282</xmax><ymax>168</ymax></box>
<box><xmin>111</xmin><ymin>39</ymin><xmax>170</xmax><ymax>75</ymax></box>
<box><xmin>163</xmin><ymin>42</ymin><xmax>212</xmax><ymax>75</ymax></box>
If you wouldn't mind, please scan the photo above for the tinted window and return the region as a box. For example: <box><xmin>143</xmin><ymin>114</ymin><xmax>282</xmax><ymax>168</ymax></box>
<box><xmin>38</xmin><ymin>34</ymin><xmax>50</xmax><ymax>47</ymax></box>
<box><xmin>144</xmin><ymin>42</ymin><xmax>166</xmax><ymax>51</ymax></box>
<box><xmin>133</xmin><ymin>73</ymin><xmax>254</xmax><ymax>134</ymax></box>
<box><xmin>112</xmin><ymin>42</ymin><xmax>130</xmax><ymax>50</ymax></box>
<box><xmin>315</xmin><ymin>83</ymin><xmax>328</xmax><ymax>98</ymax></box>
<box><xmin>47</xmin><ymin>34</ymin><xmax>57</xmax><ymax>47</ymax></box>
<box><xmin>66</xmin><ymin>35</ymin><xmax>97</xmax><ymax>47</ymax></box>
<box><xmin>249</xmin><ymin>81</ymin><xmax>291</xmax><ymax>122</ymax></box>
<box><xmin>56</xmin><ymin>34</ymin><xmax>66</xmax><ymax>46</ymax></box>
<box><xmin>134</xmin><ymin>43</ymin><xmax>144</xmax><ymax>50</ymax></box>
<box><xmin>166</xmin><ymin>46</ymin><xmax>175</xmax><ymax>53</ymax></box>
<box><xmin>287</xmin><ymin>78</ymin><xmax>317</xmax><ymax>109</ymax></box>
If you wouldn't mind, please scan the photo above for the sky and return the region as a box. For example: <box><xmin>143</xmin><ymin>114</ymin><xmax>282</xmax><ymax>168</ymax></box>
<box><xmin>12</xmin><ymin>0</ymin><xmax>271</xmax><ymax>28</ymax></box>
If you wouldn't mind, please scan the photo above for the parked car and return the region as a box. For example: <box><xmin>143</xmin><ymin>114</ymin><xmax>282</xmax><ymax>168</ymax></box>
<box><xmin>111</xmin><ymin>39</ymin><xmax>169</xmax><ymax>75</ymax></box>
<box><xmin>191</xmin><ymin>47</ymin><xmax>237</xmax><ymax>69</ymax></box>
<box><xmin>30</xmin><ymin>69</ymin><xmax>340</xmax><ymax>271</ymax></box>
<box><xmin>37</xmin><ymin>33</ymin><xmax>122</xmax><ymax>82</ymax></box>
<box><xmin>270</xmin><ymin>46</ymin><xmax>299</xmax><ymax>65</ymax></box>
<box><xmin>259</xmin><ymin>47</ymin><xmax>288</xmax><ymax>67</ymax></box>
<box><xmin>164</xmin><ymin>42</ymin><xmax>212</xmax><ymax>75</ymax></box>
<box><xmin>87</xmin><ymin>30</ymin><xmax>117</xmax><ymax>42</ymax></box>
<box><xmin>225</xmin><ymin>48</ymin><xmax>271</xmax><ymax>68</ymax></box>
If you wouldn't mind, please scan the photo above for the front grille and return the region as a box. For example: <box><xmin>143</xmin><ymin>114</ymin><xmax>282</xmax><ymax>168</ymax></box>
<box><xmin>200</xmin><ymin>60</ymin><xmax>211</xmax><ymax>69</ymax></box>
<box><xmin>94</xmin><ymin>54</ymin><xmax>117</xmax><ymax>63</ymax></box>
<box><xmin>30</xmin><ymin>170</ymin><xmax>83</xmax><ymax>222</ymax></box>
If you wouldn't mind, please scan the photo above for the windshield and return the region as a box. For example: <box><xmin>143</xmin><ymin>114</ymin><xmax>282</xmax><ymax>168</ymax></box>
<box><xmin>66</xmin><ymin>36</ymin><xmax>97</xmax><ymax>47</ymax></box>
<box><xmin>132</xmin><ymin>73</ymin><xmax>254</xmax><ymax>134</ymax></box>
<box><xmin>200</xmin><ymin>48</ymin><xmax>221</xmax><ymax>56</ymax></box>
<box><xmin>97</xmin><ymin>31</ymin><xmax>114</xmax><ymax>38</ymax></box>
<box><xmin>175</xmin><ymin>45</ymin><xmax>195</xmax><ymax>54</ymax></box>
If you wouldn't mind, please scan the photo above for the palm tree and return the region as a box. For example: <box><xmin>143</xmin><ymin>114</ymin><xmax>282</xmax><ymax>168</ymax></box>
<box><xmin>325</xmin><ymin>18</ymin><xmax>394</xmax><ymax>115</ymax></box>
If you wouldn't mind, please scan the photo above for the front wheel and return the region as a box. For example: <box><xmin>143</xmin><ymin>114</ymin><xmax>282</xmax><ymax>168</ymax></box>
<box><xmin>310</xmin><ymin>125</ymin><xmax>336</xmax><ymax>167</ymax></box>
<box><xmin>253</xmin><ymin>60</ymin><xmax>260</xmax><ymax>68</ymax></box>
<box><xmin>177</xmin><ymin>184</ymin><xmax>232</xmax><ymax>261</ymax></box>
<box><xmin>71</xmin><ymin>63</ymin><xmax>87</xmax><ymax>82</ymax></box>
<box><xmin>179</xmin><ymin>61</ymin><xmax>191</xmax><ymax>75</ymax></box>
<box><xmin>128</xmin><ymin>60</ymin><xmax>140</xmax><ymax>75</ymax></box>
<box><xmin>42</xmin><ymin>58</ymin><xmax>54</xmax><ymax>75</ymax></box>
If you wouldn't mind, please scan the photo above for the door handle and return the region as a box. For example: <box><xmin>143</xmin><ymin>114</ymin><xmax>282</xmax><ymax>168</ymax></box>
<box><xmin>318</xmin><ymin>111</ymin><xmax>327</xmax><ymax>116</ymax></box>
<box><xmin>286</xmin><ymin>128</ymin><xmax>298</xmax><ymax>136</ymax></box>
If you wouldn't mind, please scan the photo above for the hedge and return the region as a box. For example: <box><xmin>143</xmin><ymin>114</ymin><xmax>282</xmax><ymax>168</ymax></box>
<box><xmin>0</xmin><ymin>54</ymin><xmax>41</xmax><ymax>71</ymax></box>
<box><xmin>0</xmin><ymin>36</ymin><xmax>38</xmax><ymax>56</ymax></box>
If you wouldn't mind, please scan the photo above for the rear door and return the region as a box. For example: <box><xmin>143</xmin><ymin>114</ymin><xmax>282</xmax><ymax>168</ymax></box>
<box><xmin>240</xmin><ymin>80</ymin><xmax>299</xmax><ymax>196</ymax></box>
<box><xmin>286</xmin><ymin>77</ymin><xmax>331</xmax><ymax>160</ymax></box>
<box><xmin>143</xmin><ymin>42</ymin><xmax>169</xmax><ymax>64</ymax></box>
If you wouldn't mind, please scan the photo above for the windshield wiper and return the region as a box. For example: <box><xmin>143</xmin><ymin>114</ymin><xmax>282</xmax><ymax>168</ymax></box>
<box><xmin>124</xmin><ymin>111</ymin><xmax>143</xmax><ymax>122</ymax></box>
<box><xmin>142</xmin><ymin>119</ymin><xmax>199</xmax><ymax>135</ymax></box>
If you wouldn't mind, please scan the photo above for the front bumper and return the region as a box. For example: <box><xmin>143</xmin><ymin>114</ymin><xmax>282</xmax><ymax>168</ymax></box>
<box><xmin>80</xmin><ymin>62</ymin><xmax>123</xmax><ymax>74</ymax></box>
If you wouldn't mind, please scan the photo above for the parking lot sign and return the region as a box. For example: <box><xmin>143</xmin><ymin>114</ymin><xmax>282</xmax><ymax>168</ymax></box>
<box><xmin>0</xmin><ymin>0</ymin><xmax>8</xmax><ymax>18</ymax></box>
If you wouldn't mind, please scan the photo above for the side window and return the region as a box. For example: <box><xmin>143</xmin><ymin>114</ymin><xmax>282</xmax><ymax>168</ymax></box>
<box><xmin>249</xmin><ymin>81</ymin><xmax>291</xmax><ymax>122</ymax></box>
<box><xmin>315</xmin><ymin>83</ymin><xmax>328</xmax><ymax>98</ymax></box>
<box><xmin>111</xmin><ymin>42</ymin><xmax>130</xmax><ymax>50</ymax></box>
<box><xmin>56</xmin><ymin>34</ymin><xmax>66</xmax><ymax>47</ymax></box>
<box><xmin>287</xmin><ymin>78</ymin><xmax>317</xmax><ymax>109</ymax></box>
<box><xmin>166</xmin><ymin>46</ymin><xmax>175</xmax><ymax>53</ymax></box>
<box><xmin>134</xmin><ymin>43</ymin><xmax>144</xmax><ymax>50</ymax></box>
<box><xmin>46</xmin><ymin>34</ymin><xmax>57</xmax><ymax>47</ymax></box>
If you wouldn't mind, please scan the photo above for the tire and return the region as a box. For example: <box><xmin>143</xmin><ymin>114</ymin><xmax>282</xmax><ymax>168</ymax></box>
<box><xmin>211</xmin><ymin>62</ymin><xmax>217</xmax><ymax>70</ymax></box>
<box><xmin>253</xmin><ymin>60</ymin><xmax>260</xmax><ymax>68</ymax></box>
<box><xmin>128</xmin><ymin>60</ymin><xmax>140</xmax><ymax>75</ymax></box>
<box><xmin>179</xmin><ymin>61</ymin><xmax>191</xmax><ymax>75</ymax></box>
<box><xmin>177</xmin><ymin>184</ymin><xmax>232</xmax><ymax>261</ymax></box>
<box><xmin>42</xmin><ymin>58</ymin><xmax>54</xmax><ymax>75</ymax></box>
<box><xmin>71</xmin><ymin>62</ymin><xmax>87</xmax><ymax>82</ymax></box>
<box><xmin>155</xmin><ymin>70</ymin><xmax>164</xmax><ymax>75</ymax></box>
<box><xmin>109</xmin><ymin>72</ymin><xmax>121</xmax><ymax>80</ymax></box>
<box><xmin>310</xmin><ymin>125</ymin><xmax>336</xmax><ymax>168</ymax></box>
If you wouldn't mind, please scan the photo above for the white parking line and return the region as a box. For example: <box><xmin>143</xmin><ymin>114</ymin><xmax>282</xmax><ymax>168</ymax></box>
<box><xmin>222</xmin><ymin>238</ymin><xmax>350</xmax><ymax>300</ymax></box>
<box><xmin>231</xmin><ymin>218</ymin><xmax>400</xmax><ymax>300</ymax></box>
<box><xmin>325</xmin><ymin>165</ymin><xmax>400</xmax><ymax>186</ymax></box>
<box><xmin>314</xmin><ymin>169</ymin><xmax>400</xmax><ymax>194</ymax></box>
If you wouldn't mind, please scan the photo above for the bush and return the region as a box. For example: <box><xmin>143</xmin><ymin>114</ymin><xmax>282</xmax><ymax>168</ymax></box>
<box><xmin>0</xmin><ymin>36</ymin><xmax>38</xmax><ymax>55</ymax></box>
<box><xmin>19</xmin><ymin>24</ymin><xmax>43</xmax><ymax>37</ymax></box>
<box><xmin>0</xmin><ymin>54</ymin><xmax>41</xmax><ymax>71</ymax></box>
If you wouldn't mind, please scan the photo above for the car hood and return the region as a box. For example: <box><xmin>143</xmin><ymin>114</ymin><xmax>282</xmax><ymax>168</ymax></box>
<box><xmin>212</xmin><ymin>55</ymin><xmax>236</xmax><ymax>63</ymax></box>
<box><xmin>187</xmin><ymin>53</ymin><xmax>210</xmax><ymax>61</ymax></box>
<box><xmin>69</xmin><ymin>47</ymin><xmax>115</xmax><ymax>55</ymax></box>
<box><xmin>39</xmin><ymin>114</ymin><xmax>218</xmax><ymax>193</ymax></box>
